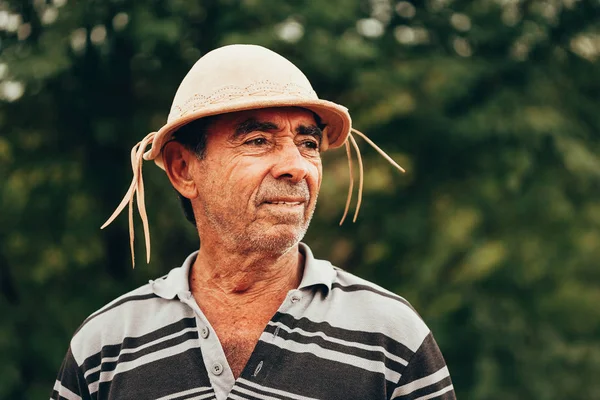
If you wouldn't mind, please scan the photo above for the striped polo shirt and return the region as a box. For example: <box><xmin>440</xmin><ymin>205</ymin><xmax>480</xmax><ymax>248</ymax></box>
<box><xmin>52</xmin><ymin>243</ymin><xmax>455</xmax><ymax>400</ymax></box>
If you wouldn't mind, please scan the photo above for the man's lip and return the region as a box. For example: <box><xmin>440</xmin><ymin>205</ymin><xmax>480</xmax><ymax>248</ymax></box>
<box><xmin>261</xmin><ymin>198</ymin><xmax>307</xmax><ymax>205</ymax></box>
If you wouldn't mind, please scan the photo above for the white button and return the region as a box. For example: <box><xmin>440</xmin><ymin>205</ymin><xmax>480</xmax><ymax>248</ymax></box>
<box><xmin>200</xmin><ymin>326</ymin><xmax>209</xmax><ymax>339</ymax></box>
<box><xmin>291</xmin><ymin>294</ymin><xmax>301</xmax><ymax>303</ymax></box>
<box><xmin>252</xmin><ymin>360</ymin><xmax>264</xmax><ymax>377</ymax></box>
<box><xmin>212</xmin><ymin>362</ymin><xmax>224</xmax><ymax>375</ymax></box>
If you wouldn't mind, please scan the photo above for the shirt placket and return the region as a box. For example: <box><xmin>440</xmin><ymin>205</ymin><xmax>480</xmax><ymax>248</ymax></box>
<box><xmin>226</xmin><ymin>288</ymin><xmax>307</xmax><ymax>399</ymax></box>
<box><xmin>179</xmin><ymin>291</ymin><xmax>235</xmax><ymax>400</ymax></box>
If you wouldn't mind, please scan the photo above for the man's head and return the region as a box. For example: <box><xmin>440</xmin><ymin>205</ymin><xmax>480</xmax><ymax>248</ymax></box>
<box><xmin>102</xmin><ymin>44</ymin><xmax>402</xmax><ymax>266</ymax></box>
<box><xmin>164</xmin><ymin>107</ymin><xmax>323</xmax><ymax>253</ymax></box>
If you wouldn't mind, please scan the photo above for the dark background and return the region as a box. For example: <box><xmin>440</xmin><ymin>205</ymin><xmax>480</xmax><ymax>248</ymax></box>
<box><xmin>1</xmin><ymin>0</ymin><xmax>599</xmax><ymax>398</ymax></box>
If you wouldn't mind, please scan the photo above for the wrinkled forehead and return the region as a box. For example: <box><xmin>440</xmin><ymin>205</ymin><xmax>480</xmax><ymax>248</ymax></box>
<box><xmin>211</xmin><ymin>106</ymin><xmax>320</xmax><ymax>131</ymax></box>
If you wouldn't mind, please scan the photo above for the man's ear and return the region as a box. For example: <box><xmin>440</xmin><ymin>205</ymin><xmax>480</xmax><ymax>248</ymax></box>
<box><xmin>162</xmin><ymin>141</ymin><xmax>199</xmax><ymax>200</ymax></box>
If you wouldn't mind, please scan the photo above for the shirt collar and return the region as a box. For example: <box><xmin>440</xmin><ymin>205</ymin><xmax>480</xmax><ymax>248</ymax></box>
<box><xmin>297</xmin><ymin>242</ymin><xmax>335</xmax><ymax>293</ymax></box>
<box><xmin>150</xmin><ymin>251</ymin><xmax>195</xmax><ymax>299</ymax></box>
<box><xmin>150</xmin><ymin>242</ymin><xmax>335</xmax><ymax>300</ymax></box>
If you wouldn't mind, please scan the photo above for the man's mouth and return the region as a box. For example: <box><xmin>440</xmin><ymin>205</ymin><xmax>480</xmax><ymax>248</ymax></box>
<box><xmin>263</xmin><ymin>200</ymin><xmax>304</xmax><ymax>206</ymax></box>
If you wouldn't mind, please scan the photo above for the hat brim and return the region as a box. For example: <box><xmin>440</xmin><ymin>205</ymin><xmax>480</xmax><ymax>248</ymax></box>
<box><xmin>145</xmin><ymin>96</ymin><xmax>352</xmax><ymax>170</ymax></box>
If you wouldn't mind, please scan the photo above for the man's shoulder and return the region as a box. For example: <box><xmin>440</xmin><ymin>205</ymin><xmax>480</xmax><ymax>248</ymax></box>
<box><xmin>331</xmin><ymin>266</ymin><xmax>419</xmax><ymax>314</ymax></box>
<box><xmin>325</xmin><ymin>266</ymin><xmax>430</xmax><ymax>351</ymax></box>
<box><xmin>75</xmin><ymin>282</ymin><xmax>158</xmax><ymax>330</ymax></box>
<box><xmin>69</xmin><ymin>276</ymin><xmax>191</xmax><ymax>364</ymax></box>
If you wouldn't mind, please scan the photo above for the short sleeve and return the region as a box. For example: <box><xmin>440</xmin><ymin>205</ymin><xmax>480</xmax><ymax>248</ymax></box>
<box><xmin>50</xmin><ymin>346</ymin><xmax>91</xmax><ymax>400</ymax></box>
<box><xmin>391</xmin><ymin>332</ymin><xmax>456</xmax><ymax>400</ymax></box>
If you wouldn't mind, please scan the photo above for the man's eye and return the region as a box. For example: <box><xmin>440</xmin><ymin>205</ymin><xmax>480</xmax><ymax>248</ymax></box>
<box><xmin>301</xmin><ymin>141</ymin><xmax>319</xmax><ymax>150</ymax></box>
<box><xmin>245</xmin><ymin>138</ymin><xmax>267</xmax><ymax>146</ymax></box>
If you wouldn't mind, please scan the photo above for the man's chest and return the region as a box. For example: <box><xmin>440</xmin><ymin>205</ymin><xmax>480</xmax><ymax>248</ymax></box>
<box><xmin>202</xmin><ymin>309</ymin><xmax>395</xmax><ymax>400</ymax></box>
<box><xmin>194</xmin><ymin>289</ymin><xmax>291</xmax><ymax>378</ymax></box>
<box><xmin>213</xmin><ymin>320</ymin><xmax>266</xmax><ymax>379</ymax></box>
<box><xmin>192</xmin><ymin>291</ymin><xmax>395</xmax><ymax>400</ymax></box>
<box><xmin>90</xmin><ymin>292</ymin><xmax>399</xmax><ymax>400</ymax></box>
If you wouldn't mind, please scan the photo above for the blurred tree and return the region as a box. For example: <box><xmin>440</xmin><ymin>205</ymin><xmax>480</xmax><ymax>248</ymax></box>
<box><xmin>0</xmin><ymin>0</ymin><xmax>599</xmax><ymax>398</ymax></box>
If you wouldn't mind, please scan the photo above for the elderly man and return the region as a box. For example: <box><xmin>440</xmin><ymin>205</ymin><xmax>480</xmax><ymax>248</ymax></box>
<box><xmin>52</xmin><ymin>45</ymin><xmax>455</xmax><ymax>400</ymax></box>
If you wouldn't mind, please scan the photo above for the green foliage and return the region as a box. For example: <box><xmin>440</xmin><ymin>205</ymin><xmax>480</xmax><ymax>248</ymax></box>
<box><xmin>1</xmin><ymin>0</ymin><xmax>599</xmax><ymax>398</ymax></box>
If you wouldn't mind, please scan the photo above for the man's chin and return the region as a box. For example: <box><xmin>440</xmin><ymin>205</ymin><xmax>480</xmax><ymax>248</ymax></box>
<box><xmin>246</xmin><ymin>223</ymin><xmax>308</xmax><ymax>254</ymax></box>
<box><xmin>256</xmin><ymin>205</ymin><xmax>306</xmax><ymax>224</ymax></box>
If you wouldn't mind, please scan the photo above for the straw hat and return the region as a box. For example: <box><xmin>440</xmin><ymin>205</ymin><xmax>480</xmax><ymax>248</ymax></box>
<box><xmin>102</xmin><ymin>44</ymin><xmax>405</xmax><ymax>266</ymax></box>
<box><xmin>147</xmin><ymin>44</ymin><xmax>352</xmax><ymax>168</ymax></box>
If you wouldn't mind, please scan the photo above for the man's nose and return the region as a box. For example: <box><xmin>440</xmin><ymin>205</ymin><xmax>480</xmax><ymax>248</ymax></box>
<box><xmin>270</xmin><ymin>141</ymin><xmax>310</xmax><ymax>183</ymax></box>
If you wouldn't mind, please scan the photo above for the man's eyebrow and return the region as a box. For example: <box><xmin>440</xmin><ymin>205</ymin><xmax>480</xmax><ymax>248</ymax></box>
<box><xmin>233</xmin><ymin>118</ymin><xmax>279</xmax><ymax>139</ymax></box>
<box><xmin>296</xmin><ymin>124</ymin><xmax>323</xmax><ymax>143</ymax></box>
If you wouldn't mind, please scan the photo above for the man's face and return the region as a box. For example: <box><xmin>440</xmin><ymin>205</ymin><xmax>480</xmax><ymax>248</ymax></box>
<box><xmin>190</xmin><ymin>107</ymin><xmax>323</xmax><ymax>253</ymax></box>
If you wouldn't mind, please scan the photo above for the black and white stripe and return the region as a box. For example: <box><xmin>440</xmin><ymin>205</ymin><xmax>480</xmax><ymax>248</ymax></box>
<box><xmin>51</xmin><ymin>379</ymin><xmax>82</xmax><ymax>400</ymax></box>
<box><xmin>261</xmin><ymin>314</ymin><xmax>409</xmax><ymax>383</ymax></box>
<box><xmin>391</xmin><ymin>334</ymin><xmax>454</xmax><ymax>400</ymax></box>
<box><xmin>230</xmin><ymin>378</ymin><xmax>321</xmax><ymax>400</ymax></box>
<box><xmin>391</xmin><ymin>366</ymin><xmax>453</xmax><ymax>400</ymax></box>
<box><xmin>156</xmin><ymin>387</ymin><xmax>215</xmax><ymax>400</ymax></box>
<box><xmin>82</xmin><ymin>317</ymin><xmax>199</xmax><ymax>393</ymax></box>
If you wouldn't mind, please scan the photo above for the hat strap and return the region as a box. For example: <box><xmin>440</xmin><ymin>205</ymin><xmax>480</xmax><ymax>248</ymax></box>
<box><xmin>101</xmin><ymin>131</ymin><xmax>156</xmax><ymax>267</ymax></box>
<box><xmin>339</xmin><ymin>128</ymin><xmax>406</xmax><ymax>225</ymax></box>
<box><xmin>352</xmin><ymin>128</ymin><xmax>406</xmax><ymax>173</ymax></box>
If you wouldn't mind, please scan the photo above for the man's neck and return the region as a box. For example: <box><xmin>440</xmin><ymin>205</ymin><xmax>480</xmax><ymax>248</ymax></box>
<box><xmin>188</xmin><ymin>242</ymin><xmax>305</xmax><ymax>380</ymax></box>
<box><xmin>189</xmin><ymin>242</ymin><xmax>304</xmax><ymax>306</ymax></box>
